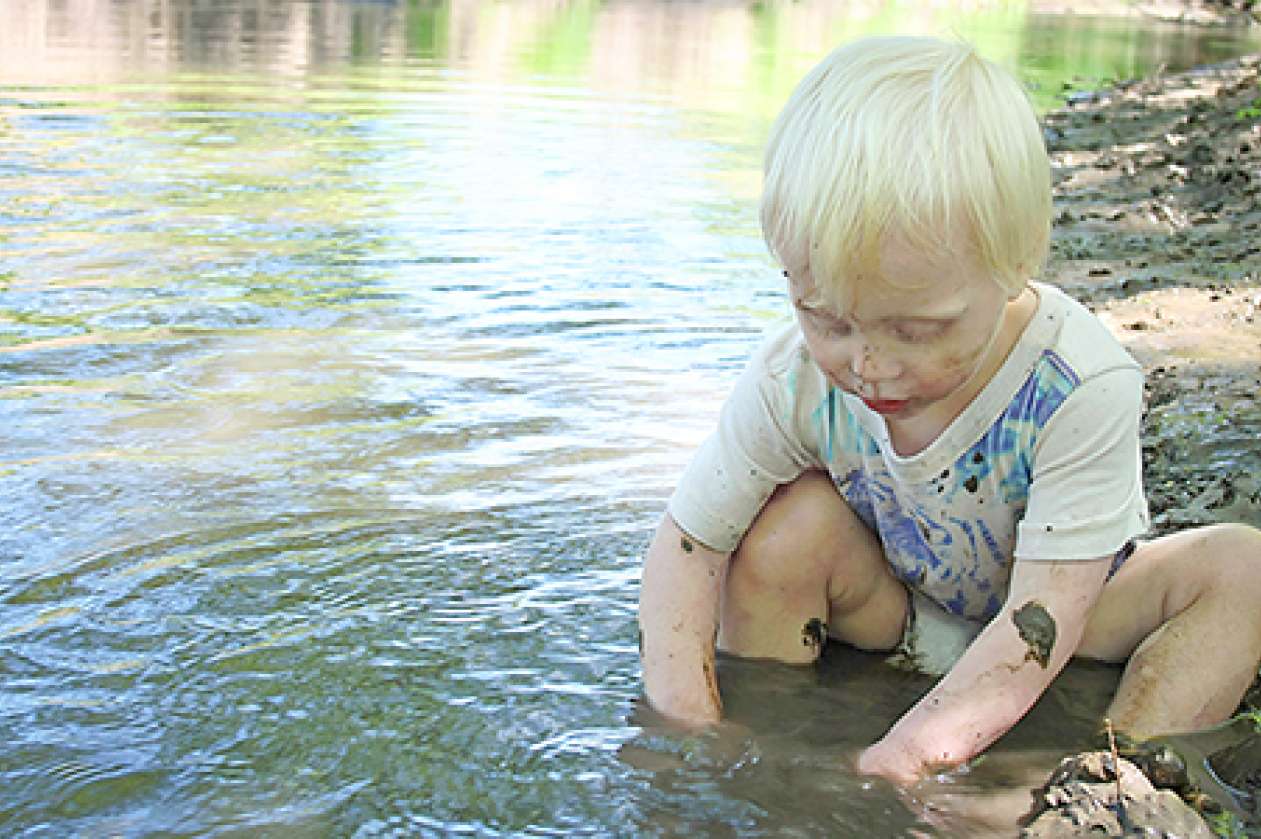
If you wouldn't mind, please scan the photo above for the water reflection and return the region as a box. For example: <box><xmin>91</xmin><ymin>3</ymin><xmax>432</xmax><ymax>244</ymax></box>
<box><xmin>5</xmin><ymin>0</ymin><xmax>1260</xmax><ymax>109</ymax></box>
<box><xmin>2</xmin><ymin>0</ymin><xmax>1258</xmax><ymax>835</ymax></box>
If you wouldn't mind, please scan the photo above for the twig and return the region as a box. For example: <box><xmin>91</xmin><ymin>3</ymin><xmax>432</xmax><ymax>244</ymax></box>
<box><xmin>1106</xmin><ymin>718</ymin><xmax>1122</xmax><ymax>803</ymax></box>
<box><xmin>1105</xmin><ymin>718</ymin><xmax>1133</xmax><ymax>833</ymax></box>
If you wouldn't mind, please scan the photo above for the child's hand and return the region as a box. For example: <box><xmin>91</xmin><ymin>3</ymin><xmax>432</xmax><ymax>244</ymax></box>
<box><xmin>855</xmin><ymin>737</ymin><xmax>926</xmax><ymax>785</ymax></box>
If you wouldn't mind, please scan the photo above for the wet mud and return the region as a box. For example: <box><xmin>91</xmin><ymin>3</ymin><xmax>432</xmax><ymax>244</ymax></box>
<box><xmin>1037</xmin><ymin>44</ymin><xmax>1261</xmax><ymax>836</ymax></box>
<box><xmin>702</xmin><ymin>636</ymin><xmax>723</xmax><ymax>714</ymax></box>
<box><xmin>1126</xmin><ymin>0</ymin><xmax>1261</xmax><ymax>26</ymax></box>
<box><xmin>1042</xmin><ymin>51</ymin><xmax>1261</xmax><ymax>536</ymax></box>
<box><xmin>801</xmin><ymin>617</ymin><xmax>829</xmax><ymax>655</ymax></box>
<box><xmin>1013</xmin><ymin>601</ymin><xmax>1057</xmax><ymax>669</ymax></box>
<box><xmin>1020</xmin><ymin>751</ymin><xmax>1215</xmax><ymax>837</ymax></box>
<box><xmin>1035</xmin><ymin>0</ymin><xmax>1258</xmax><ymax>26</ymax></box>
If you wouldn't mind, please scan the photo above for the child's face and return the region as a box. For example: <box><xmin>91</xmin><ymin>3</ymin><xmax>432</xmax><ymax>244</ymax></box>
<box><xmin>788</xmin><ymin>233</ymin><xmax>1013</xmax><ymax>421</ymax></box>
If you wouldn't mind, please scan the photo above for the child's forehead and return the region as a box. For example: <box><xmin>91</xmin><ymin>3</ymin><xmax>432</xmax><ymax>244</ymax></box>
<box><xmin>789</xmin><ymin>242</ymin><xmax>983</xmax><ymax>320</ymax></box>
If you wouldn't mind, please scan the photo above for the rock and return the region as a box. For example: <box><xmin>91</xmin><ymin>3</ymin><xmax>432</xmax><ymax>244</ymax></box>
<box><xmin>1020</xmin><ymin>752</ymin><xmax>1214</xmax><ymax>838</ymax></box>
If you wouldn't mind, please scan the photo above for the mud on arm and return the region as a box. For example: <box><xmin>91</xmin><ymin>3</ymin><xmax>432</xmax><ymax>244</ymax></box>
<box><xmin>857</xmin><ymin>555</ymin><xmax>1113</xmax><ymax>783</ymax></box>
<box><xmin>639</xmin><ymin>513</ymin><xmax>730</xmax><ymax>725</ymax></box>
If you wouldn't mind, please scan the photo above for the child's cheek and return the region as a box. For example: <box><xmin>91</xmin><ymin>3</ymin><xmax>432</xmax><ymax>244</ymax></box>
<box><xmin>919</xmin><ymin>346</ymin><xmax>981</xmax><ymax>393</ymax></box>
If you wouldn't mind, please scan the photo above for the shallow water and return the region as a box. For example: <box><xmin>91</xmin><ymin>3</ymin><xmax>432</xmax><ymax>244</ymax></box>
<box><xmin>2</xmin><ymin>1</ymin><xmax>1258</xmax><ymax>835</ymax></box>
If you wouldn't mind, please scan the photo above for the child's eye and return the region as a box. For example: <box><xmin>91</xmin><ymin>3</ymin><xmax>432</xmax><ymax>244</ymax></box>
<box><xmin>812</xmin><ymin>313</ymin><xmax>851</xmax><ymax>337</ymax></box>
<box><xmin>892</xmin><ymin>320</ymin><xmax>951</xmax><ymax>343</ymax></box>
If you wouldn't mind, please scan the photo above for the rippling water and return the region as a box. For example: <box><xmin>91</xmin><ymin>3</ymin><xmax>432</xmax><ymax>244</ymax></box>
<box><xmin>2</xmin><ymin>1</ymin><xmax>1259</xmax><ymax>835</ymax></box>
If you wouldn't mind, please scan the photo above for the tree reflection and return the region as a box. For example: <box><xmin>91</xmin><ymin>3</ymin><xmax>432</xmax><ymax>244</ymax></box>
<box><xmin>3</xmin><ymin>0</ymin><xmax>1255</xmax><ymax>114</ymax></box>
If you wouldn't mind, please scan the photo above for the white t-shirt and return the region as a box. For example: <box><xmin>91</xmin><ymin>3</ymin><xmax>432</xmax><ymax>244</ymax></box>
<box><xmin>668</xmin><ymin>283</ymin><xmax>1150</xmax><ymax>622</ymax></box>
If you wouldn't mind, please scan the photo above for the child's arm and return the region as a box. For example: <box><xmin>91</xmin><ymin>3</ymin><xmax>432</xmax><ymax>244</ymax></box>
<box><xmin>638</xmin><ymin>513</ymin><xmax>731</xmax><ymax>725</ymax></box>
<box><xmin>857</xmin><ymin>554</ymin><xmax>1113</xmax><ymax>783</ymax></box>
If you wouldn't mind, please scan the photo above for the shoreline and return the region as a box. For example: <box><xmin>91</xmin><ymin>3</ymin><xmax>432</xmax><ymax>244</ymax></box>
<box><xmin>1024</xmin><ymin>49</ymin><xmax>1261</xmax><ymax>835</ymax></box>
<box><xmin>1041</xmin><ymin>50</ymin><xmax>1261</xmax><ymax>535</ymax></box>
<box><xmin>1031</xmin><ymin>0</ymin><xmax>1261</xmax><ymax>25</ymax></box>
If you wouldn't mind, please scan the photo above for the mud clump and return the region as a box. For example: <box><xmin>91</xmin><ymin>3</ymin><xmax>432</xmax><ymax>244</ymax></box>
<box><xmin>801</xmin><ymin>617</ymin><xmax>828</xmax><ymax>655</ymax></box>
<box><xmin>1013</xmin><ymin>600</ymin><xmax>1057</xmax><ymax>669</ymax></box>
<box><xmin>701</xmin><ymin>642</ymin><xmax>722</xmax><ymax>713</ymax></box>
<box><xmin>1020</xmin><ymin>751</ymin><xmax>1214</xmax><ymax>838</ymax></box>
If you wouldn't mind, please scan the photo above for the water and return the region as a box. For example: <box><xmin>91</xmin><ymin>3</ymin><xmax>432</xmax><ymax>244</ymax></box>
<box><xmin>2</xmin><ymin>1</ymin><xmax>1258</xmax><ymax>835</ymax></box>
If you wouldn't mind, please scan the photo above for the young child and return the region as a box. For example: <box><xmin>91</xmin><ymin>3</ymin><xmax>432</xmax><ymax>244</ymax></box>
<box><xmin>638</xmin><ymin>35</ymin><xmax>1261</xmax><ymax>785</ymax></box>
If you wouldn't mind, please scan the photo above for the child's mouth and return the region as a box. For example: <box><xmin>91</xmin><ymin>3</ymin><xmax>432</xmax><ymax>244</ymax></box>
<box><xmin>862</xmin><ymin>397</ymin><xmax>910</xmax><ymax>415</ymax></box>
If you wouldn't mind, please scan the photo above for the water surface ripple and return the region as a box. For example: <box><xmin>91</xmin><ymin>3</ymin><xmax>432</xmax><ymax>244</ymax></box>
<box><xmin>3</xmin><ymin>1</ymin><xmax>1259</xmax><ymax>836</ymax></box>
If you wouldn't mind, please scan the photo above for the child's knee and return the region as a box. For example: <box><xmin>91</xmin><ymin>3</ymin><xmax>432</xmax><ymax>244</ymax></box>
<box><xmin>730</xmin><ymin>471</ymin><xmax>852</xmax><ymax>586</ymax></box>
<box><xmin>744</xmin><ymin>471</ymin><xmax>844</xmax><ymax>542</ymax></box>
<box><xmin>1178</xmin><ymin>523</ymin><xmax>1261</xmax><ymax>600</ymax></box>
<box><xmin>1213</xmin><ymin>522</ymin><xmax>1261</xmax><ymax>585</ymax></box>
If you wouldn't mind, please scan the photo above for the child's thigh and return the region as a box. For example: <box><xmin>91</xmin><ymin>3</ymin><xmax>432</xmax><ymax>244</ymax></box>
<box><xmin>1076</xmin><ymin>525</ymin><xmax>1246</xmax><ymax>662</ymax></box>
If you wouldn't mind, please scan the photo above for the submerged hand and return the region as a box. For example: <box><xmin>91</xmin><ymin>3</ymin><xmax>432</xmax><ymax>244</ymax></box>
<box><xmin>856</xmin><ymin>738</ymin><xmax>926</xmax><ymax>786</ymax></box>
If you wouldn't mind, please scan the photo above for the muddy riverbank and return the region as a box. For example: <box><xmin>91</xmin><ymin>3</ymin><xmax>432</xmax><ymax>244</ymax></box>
<box><xmin>1027</xmin><ymin>48</ymin><xmax>1261</xmax><ymax>836</ymax></box>
<box><xmin>1033</xmin><ymin>0</ymin><xmax>1258</xmax><ymax>25</ymax></box>
<box><xmin>1043</xmin><ymin>50</ymin><xmax>1261</xmax><ymax>535</ymax></box>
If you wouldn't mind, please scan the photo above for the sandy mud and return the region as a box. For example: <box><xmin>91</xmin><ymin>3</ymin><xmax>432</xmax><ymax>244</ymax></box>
<box><xmin>1043</xmin><ymin>49</ymin><xmax>1261</xmax><ymax>535</ymax></box>
<box><xmin>1031</xmin><ymin>36</ymin><xmax>1261</xmax><ymax>835</ymax></box>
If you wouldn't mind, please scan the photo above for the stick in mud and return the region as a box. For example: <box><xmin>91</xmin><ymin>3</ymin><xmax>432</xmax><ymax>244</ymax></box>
<box><xmin>1106</xmin><ymin>717</ymin><xmax>1137</xmax><ymax>833</ymax></box>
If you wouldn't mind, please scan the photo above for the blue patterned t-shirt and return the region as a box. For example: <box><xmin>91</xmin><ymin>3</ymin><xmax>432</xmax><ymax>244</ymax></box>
<box><xmin>669</xmin><ymin>283</ymin><xmax>1149</xmax><ymax>622</ymax></box>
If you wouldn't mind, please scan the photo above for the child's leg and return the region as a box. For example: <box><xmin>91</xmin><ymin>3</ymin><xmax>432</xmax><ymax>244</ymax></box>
<box><xmin>1077</xmin><ymin>523</ymin><xmax>1261</xmax><ymax>738</ymax></box>
<box><xmin>717</xmin><ymin>470</ymin><xmax>909</xmax><ymax>664</ymax></box>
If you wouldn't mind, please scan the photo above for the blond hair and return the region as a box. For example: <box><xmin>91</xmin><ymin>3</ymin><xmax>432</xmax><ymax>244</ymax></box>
<box><xmin>761</xmin><ymin>36</ymin><xmax>1050</xmax><ymax>304</ymax></box>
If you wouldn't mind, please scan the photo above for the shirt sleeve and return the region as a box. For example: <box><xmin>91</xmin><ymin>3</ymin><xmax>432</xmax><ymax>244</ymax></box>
<box><xmin>666</xmin><ymin>334</ymin><xmax>821</xmax><ymax>554</ymax></box>
<box><xmin>1015</xmin><ymin>365</ymin><xmax>1150</xmax><ymax>560</ymax></box>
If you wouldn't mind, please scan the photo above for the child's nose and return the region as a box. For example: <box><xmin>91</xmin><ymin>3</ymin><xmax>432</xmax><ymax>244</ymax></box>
<box><xmin>851</xmin><ymin>343</ymin><xmax>900</xmax><ymax>382</ymax></box>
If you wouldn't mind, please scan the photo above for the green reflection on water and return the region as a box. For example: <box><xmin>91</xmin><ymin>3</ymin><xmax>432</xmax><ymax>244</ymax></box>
<box><xmin>2</xmin><ymin>1</ymin><xmax>1260</xmax><ymax>836</ymax></box>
